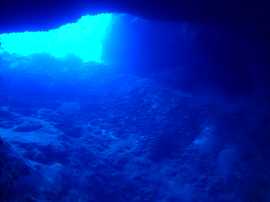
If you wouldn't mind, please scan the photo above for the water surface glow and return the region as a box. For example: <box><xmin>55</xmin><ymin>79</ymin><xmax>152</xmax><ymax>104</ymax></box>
<box><xmin>0</xmin><ymin>14</ymin><xmax>113</xmax><ymax>63</ymax></box>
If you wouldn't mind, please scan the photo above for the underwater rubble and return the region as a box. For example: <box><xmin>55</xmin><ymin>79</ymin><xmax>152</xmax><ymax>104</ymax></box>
<box><xmin>0</xmin><ymin>55</ymin><xmax>270</xmax><ymax>201</ymax></box>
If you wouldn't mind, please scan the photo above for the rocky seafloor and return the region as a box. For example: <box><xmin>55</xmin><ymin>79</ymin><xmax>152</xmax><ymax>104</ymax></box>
<box><xmin>0</xmin><ymin>55</ymin><xmax>270</xmax><ymax>202</ymax></box>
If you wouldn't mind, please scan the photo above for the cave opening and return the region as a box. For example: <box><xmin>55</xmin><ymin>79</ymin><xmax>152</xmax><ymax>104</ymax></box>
<box><xmin>0</xmin><ymin>13</ymin><xmax>113</xmax><ymax>63</ymax></box>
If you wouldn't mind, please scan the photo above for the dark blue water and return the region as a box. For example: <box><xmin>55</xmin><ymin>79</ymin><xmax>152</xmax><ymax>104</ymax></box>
<box><xmin>0</xmin><ymin>15</ymin><xmax>270</xmax><ymax>202</ymax></box>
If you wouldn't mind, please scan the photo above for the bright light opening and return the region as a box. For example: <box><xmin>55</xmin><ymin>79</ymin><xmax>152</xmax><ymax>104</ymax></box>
<box><xmin>0</xmin><ymin>14</ymin><xmax>113</xmax><ymax>63</ymax></box>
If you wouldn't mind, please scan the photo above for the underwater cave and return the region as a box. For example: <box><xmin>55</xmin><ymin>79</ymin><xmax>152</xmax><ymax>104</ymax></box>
<box><xmin>0</xmin><ymin>1</ymin><xmax>270</xmax><ymax>202</ymax></box>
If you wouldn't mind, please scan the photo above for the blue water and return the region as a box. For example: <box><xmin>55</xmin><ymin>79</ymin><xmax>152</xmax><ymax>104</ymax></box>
<box><xmin>0</xmin><ymin>14</ymin><xmax>270</xmax><ymax>202</ymax></box>
<box><xmin>0</xmin><ymin>14</ymin><xmax>113</xmax><ymax>63</ymax></box>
